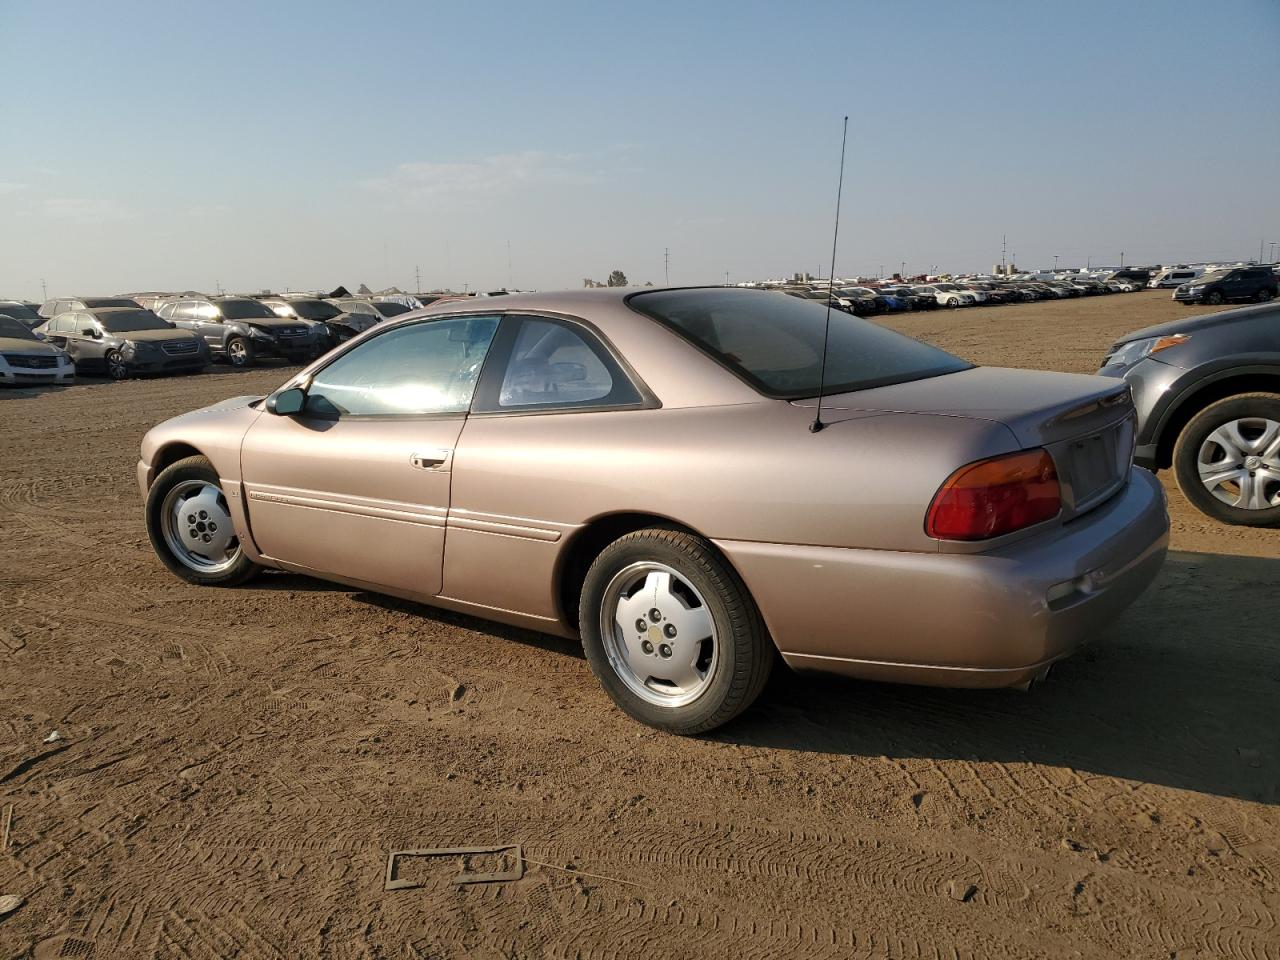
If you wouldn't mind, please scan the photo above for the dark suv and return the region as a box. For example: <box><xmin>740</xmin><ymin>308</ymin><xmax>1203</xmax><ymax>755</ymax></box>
<box><xmin>155</xmin><ymin>296</ymin><xmax>317</xmax><ymax>367</ymax></box>
<box><xmin>1099</xmin><ymin>301</ymin><xmax>1280</xmax><ymax>526</ymax></box>
<box><xmin>34</xmin><ymin>307</ymin><xmax>209</xmax><ymax>379</ymax></box>
<box><xmin>1173</xmin><ymin>266</ymin><xmax>1278</xmax><ymax>306</ymax></box>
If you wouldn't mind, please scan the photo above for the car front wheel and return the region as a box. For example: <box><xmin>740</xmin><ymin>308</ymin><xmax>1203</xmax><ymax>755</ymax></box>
<box><xmin>1206</xmin><ymin>291</ymin><xmax>1225</xmax><ymax>305</ymax></box>
<box><xmin>226</xmin><ymin>336</ymin><xmax>254</xmax><ymax>367</ymax></box>
<box><xmin>105</xmin><ymin>350</ymin><xmax>129</xmax><ymax>380</ymax></box>
<box><xmin>146</xmin><ymin>455</ymin><xmax>262</xmax><ymax>585</ymax></box>
<box><xmin>1173</xmin><ymin>393</ymin><xmax>1280</xmax><ymax>527</ymax></box>
<box><xmin>579</xmin><ymin>527</ymin><xmax>773</xmax><ymax>734</ymax></box>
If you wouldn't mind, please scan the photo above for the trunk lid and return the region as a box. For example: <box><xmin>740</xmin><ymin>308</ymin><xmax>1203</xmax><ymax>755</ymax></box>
<box><xmin>793</xmin><ymin>366</ymin><xmax>1137</xmax><ymax>519</ymax></box>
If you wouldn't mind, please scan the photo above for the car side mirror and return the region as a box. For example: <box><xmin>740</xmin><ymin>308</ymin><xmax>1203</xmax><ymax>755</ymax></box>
<box><xmin>267</xmin><ymin>387</ymin><xmax>306</xmax><ymax>416</ymax></box>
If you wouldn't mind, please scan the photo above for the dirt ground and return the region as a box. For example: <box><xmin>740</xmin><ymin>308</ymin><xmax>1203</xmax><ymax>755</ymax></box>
<box><xmin>1</xmin><ymin>289</ymin><xmax>1276</xmax><ymax>959</ymax></box>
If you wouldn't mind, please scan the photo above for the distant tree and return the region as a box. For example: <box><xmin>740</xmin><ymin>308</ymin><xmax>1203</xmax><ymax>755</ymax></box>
<box><xmin>583</xmin><ymin>278</ymin><xmax>603</xmax><ymax>288</ymax></box>
<box><xmin>607</xmin><ymin>270</ymin><xmax>628</xmax><ymax>287</ymax></box>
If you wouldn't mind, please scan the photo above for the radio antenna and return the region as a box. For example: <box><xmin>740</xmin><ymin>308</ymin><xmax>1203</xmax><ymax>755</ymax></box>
<box><xmin>810</xmin><ymin>115</ymin><xmax>849</xmax><ymax>434</ymax></box>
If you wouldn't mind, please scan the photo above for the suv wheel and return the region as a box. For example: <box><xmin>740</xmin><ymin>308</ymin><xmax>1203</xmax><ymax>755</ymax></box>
<box><xmin>105</xmin><ymin>349</ymin><xmax>129</xmax><ymax>380</ymax></box>
<box><xmin>579</xmin><ymin>527</ymin><xmax>773</xmax><ymax>734</ymax></box>
<box><xmin>1206</xmin><ymin>291</ymin><xmax>1225</xmax><ymax>305</ymax></box>
<box><xmin>1173</xmin><ymin>393</ymin><xmax>1280</xmax><ymax>527</ymax></box>
<box><xmin>225</xmin><ymin>336</ymin><xmax>255</xmax><ymax>367</ymax></box>
<box><xmin>145</xmin><ymin>455</ymin><xmax>262</xmax><ymax>585</ymax></box>
<box><xmin>1256</xmin><ymin>288</ymin><xmax>1275</xmax><ymax>303</ymax></box>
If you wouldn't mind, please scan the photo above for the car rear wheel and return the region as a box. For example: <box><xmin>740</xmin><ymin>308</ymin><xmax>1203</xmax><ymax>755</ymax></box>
<box><xmin>1256</xmin><ymin>288</ymin><xmax>1275</xmax><ymax>303</ymax></box>
<box><xmin>1173</xmin><ymin>393</ymin><xmax>1280</xmax><ymax>527</ymax></box>
<box><xmin>146</xmin><ymin>455</ymin><xmax>262</xmax><ymax>585</ymax></box>
<box><xmin>105</xmin><ymin>350</ymin><xmax>128</xmax><ymax>380</ymax></box>
<box><xmin>226</xmin><ymin>336</ymin><xmax>254</xmax><ymax>367</ymax></box>
<box><xmin>579</xmin><ymin>527</ymin><xmax>773</xmax><ymax>734</ymax></box>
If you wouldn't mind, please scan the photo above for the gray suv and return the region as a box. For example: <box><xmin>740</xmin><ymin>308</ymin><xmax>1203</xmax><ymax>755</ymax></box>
<box><xmin>1099</xmin><ymin>302</ymin><xmax>1280</xmax><ymax>526</ymax></box>
<box><xmin>155</xmin><ymin>296</ymin><xmax>317</xmax><ymax>367</ymax></box>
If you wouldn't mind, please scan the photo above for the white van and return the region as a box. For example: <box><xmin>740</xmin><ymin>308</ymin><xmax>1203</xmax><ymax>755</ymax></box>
<box><xmin>1149</xmin><ymin>268</ymin><xmax>1203</xmax><ymax>288</ymax></box>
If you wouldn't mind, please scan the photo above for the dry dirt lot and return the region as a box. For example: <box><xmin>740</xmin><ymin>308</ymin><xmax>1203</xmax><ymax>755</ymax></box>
<box><xmin>1</xmin><ymin>290</ymin><xmax>1276</xmax><ymax>959</ymax></box>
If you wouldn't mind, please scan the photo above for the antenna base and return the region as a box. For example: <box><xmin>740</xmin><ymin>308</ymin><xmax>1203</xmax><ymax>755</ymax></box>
<box><xmin>809</xmin><ymin>419</ymin><xmax>825</xmax><ymax>433</ymax></box>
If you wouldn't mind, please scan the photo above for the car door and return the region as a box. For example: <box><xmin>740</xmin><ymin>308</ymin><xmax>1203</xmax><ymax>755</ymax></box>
<box><xmin>60</xmin><ymin>313</ymin><xmax>95</xmax><ymax>366</ymax></box>
<box><xmin>444</xmin><ymin>314</ymin><xmax>648</xmax><ymax>619</ymax></box>
<box><xmin>239</xmin><ymin>313</ymin><xmax>502</xmax><ymax>598</ymax></box>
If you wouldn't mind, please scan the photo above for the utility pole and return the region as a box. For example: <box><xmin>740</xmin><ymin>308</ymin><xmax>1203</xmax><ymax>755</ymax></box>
<box><xmin>507</xmin><ymin>240</ymin><xmax>513</xmax><ymax>290</ymax></box>
<box><xmin>1001</xmin><ymin>234</ymin><xmax>1007</xmax><ymax>277</ymax></box>
<box><xmin>1261</xmin><ymin>239</ymin><xmax>1265</xmax><ymax>263</ymax></box>
<box><xmin>900</xmin><ymin>260</ymin><xmax>906</xmax><ymax>279</ymax></box>
<box><xmin>664</xmin><ymin>248</ymin><xmax>669</xmax><ymax>286</ymax></box>
<box><xmin>414</xmin><ymin>264</ymin><xmax>421</xmax><ymax>293</ymax></box>
<box><xmin>1053</xmin><ymin>255</ymin><xmax>1059</xmax><ymax>272</ymax></box>
<box><xmin>724</xmin><ymin>270</ymin><xmax>730</xmax><ymax>286</ymax></box>
<box><xmin>1120</xmin><ymin>251</ymin><xmax>1125</xmax><ymax>268</ymax></box>
<box><xmin>40</xmin><ymin>278</ymin><xmax>47</xmax><ymax>300</ymax></box>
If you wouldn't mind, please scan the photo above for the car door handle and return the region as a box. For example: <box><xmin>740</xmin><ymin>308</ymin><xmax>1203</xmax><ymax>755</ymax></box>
<box><xmin>410</xmin><ymin>449</ymin><xmax>452</xmax><ymax>470</ymax></box>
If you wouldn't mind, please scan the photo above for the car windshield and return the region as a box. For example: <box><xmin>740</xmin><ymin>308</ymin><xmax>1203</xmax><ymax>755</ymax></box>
<box><xmin>217</xmin><ymin>299</ymin><xmax>277</xmax><ymax>319</ymax></box>
<box><xmin>630</xmin><ymin>288</ymin><xmax>971</xmax><ymax>399</ymax></box>
<box><xmin>83</xmin><ymin>298</ymin><xmax>139</xmax><ymax>308</ymax></box>
<box><xmin>373</xmin><ymin>301</ymin><xmax>411</xmax><ymax>317</ymax></box>
<box><xmin>97</xmin><ymin>309</ymin><xmax>173</xmax><ymax>332</ymax></box>
<box><xmin>0</xmin><ymin>303</ymin><xmax>41</xmax><ymax>321</ymax></box>
<box><xmin>287</xmin><ymin>299</ymin><xmax>342</xmax><ymax>320</ymax></box>
<box><xmin>0</xmin><ymin>316</ymin><xmax>39</xmax><ymax>340</ymax></box>
<box><xmin>1197</xmin><ymin>271</ymin><xmax>1229</xmax><ymax>282</ymax></box>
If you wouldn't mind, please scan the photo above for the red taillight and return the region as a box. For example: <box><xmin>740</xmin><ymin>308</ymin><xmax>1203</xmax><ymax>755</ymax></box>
<box><xmin>926</xmin><ymin>449</ymin><xmax>1061</xmax><ymax>540</ymax></box>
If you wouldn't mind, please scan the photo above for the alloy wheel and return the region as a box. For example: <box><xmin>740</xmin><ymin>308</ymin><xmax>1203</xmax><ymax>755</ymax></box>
<box><xmin>599</xmin><ymin>562</ymin><xmax>718</xmax><ymax>708</ymax></box>
<box><xmin>106</xmin><ymin>351</ymin><xmax>128</xmax><ymax>380</ymax></box>
<box><xmin>159</xmin><ymin>479</ymin><xmax>242</xmax><ymax>573</ymax></box>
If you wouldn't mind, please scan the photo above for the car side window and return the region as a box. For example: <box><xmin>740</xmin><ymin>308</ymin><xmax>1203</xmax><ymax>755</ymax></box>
<box><xmin>497</xmin><ymin>318</ymin><xmax>622</xmax><ymax>408</ymax></box>
<box><xmin>195</xmin><ymin>302</ymin><xmax>220</xmax><ymax>321</ymax></box>
<box><xmin>304</xmin><ymin>315</ymin><xmax>500</xmax><ymax>418</ymax></box>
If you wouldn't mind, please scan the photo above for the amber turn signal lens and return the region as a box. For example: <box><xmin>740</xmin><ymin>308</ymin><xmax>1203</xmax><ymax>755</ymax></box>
<box><xmin>926</xmin><ymin>449</ymin><xmax>1061</xmax><ymax>540</ymax></box>
<box><xmin>1149</xmin><ymin>334</ymin><xmax>1190</xmax><ymax>354</ymax></box>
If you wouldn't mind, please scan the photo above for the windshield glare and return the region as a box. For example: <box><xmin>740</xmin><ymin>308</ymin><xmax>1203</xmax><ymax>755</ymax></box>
<box><xmin>630</xmin><ymin>288</ymin><xmax>970</xmax><ymax>399</ymax></box>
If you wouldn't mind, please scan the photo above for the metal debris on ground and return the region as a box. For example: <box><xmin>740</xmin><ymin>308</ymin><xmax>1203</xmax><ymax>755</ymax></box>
<box><xmin>42</xmin><ymin>731</ymin><xmax>61</xmax><ymax>744</ymax></box>
<box><xmin>0</xmin><ymin>894</ymin><xmax>23</xmax><ymax>917</ymax></box>
<box><xmin>1</xmin><ymin>804</ymin><xmax>11</xmax><ymax>849</ymax></box>
<box><xmin>385</xmin><ymin>846</ymin><xmax>525</xmax><ymax>889</ymax></box>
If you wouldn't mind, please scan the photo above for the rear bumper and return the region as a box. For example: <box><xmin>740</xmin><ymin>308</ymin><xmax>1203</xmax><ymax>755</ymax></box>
<box><xmin>715</xmin><ymin>467</ymin><xmax>1169</xmax><ymax>689</ymax></box>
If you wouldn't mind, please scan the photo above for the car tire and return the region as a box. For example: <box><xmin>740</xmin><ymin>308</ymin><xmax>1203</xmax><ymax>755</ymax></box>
<box><xmin>1206</xmin><ymin>291</ymin><xmax>1224</xmax><ymax>305</ymax></box>
<box><xmin>579</xmin><ymin>527</ymin><xmax>773</xmax><ymax>735</ymax></box>
<box><xmin>105</xmin><ymin>349</ymin><xmax>129</xmax><ymax>380</ymax></box>
<box><xmin>145</xmin><ymin>455</ymin><xmax>262</xmax><ymax>585</ymax></box>
<box><xmin>226</xmin><ymin>336</ymin><xmax>254</xmax><ymax>367</ymax></box>
<box><xmin>1173</xmin><ymin>393</ymin><xmax>1280</xmax><ymax>527</ymax></box>
<box><xmin>1256</xmin><ymin>288</ymin><xmax>1275</xmax><ymax>303</ymax></box>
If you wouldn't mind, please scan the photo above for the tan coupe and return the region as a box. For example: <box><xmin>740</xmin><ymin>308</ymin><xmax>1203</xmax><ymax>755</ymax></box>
<box><xmin>138</xmin><ymin>288</ymin><xmax>1169</xmax><ymax>732</ymax></box>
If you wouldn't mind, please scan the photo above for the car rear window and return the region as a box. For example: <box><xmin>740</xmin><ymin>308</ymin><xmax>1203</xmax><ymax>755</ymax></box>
<box><xmin>629</xmin><ymin>288</ymin><xmax>970</xmax><ymax>399</ymax></box>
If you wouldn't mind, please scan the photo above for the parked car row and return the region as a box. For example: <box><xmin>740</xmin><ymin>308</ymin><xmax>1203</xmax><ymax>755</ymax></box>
<box><xmin>779</xmin><ymin>272</ymin><xmax>1148</xmax><ymax>316</ymax></box>
<box><xmin>0</xmin><ymin>291</ymin><xmax>430</xmax><ymax>381</ymax></box>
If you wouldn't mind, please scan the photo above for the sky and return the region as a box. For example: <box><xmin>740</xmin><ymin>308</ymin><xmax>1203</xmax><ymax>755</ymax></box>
<box><xmin>1</xmin><ymin>0</ymin><xmax>1278</xmax><ymax>299</ymax></box>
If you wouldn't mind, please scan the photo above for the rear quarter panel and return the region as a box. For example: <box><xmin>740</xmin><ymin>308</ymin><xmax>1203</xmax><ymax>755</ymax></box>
<box><xmin>445</xmin><ymin>400</ymin><xmax>1020</xmax><ymax>622</ymax></box>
